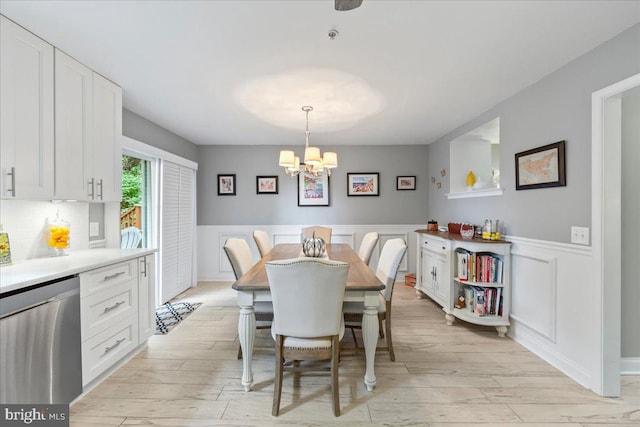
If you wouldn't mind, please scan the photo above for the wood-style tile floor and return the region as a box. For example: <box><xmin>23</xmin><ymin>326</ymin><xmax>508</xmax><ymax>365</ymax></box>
<box><xmin>71</xmin><ymin>281</ymin><xmax>640</xmax><ymax>426</ymax></box>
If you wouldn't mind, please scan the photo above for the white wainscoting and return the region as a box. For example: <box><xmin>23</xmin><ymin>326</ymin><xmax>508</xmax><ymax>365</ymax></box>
<box><xmin>197</xmin><ymin>224</ymin><xmax>421</xmax><ymax>282</ymax></box>
<box><xmin>506</xmin><ymin>235</ymin><xmax>596</xmax><ymax>389</ymax></box>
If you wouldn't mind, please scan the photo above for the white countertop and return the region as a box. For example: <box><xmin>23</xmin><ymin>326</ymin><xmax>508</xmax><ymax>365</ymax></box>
<box><xmin>0</xmin><ymin>248</ymin><xmax>157</xmax><ymax>295</ymax></box>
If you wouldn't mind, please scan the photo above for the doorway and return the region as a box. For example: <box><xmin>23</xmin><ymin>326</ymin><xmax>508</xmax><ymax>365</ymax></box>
<box><xmin>592</xmin><ymin>72</ymin><xmax>640</xmax><ymax>397</ymax></box>
<box><xmin>120</xmin><ymin>154</ymin><xmax>153</xmax><ymax>249</ymax></box>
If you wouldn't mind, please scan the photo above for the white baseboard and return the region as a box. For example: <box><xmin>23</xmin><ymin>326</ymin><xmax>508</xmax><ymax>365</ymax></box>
<box><xmin>509</xmin><ymin>320</ymin><xmax>591</xmax><ymax>389</ymax></box>
<box><xmin>621</xmin><ymin>357</ymin><xmax>640</xmax><ymax>375</ymax></box>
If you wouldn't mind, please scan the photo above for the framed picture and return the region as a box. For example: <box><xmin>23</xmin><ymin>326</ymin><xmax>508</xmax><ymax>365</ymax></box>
<box><xmin>347</xmin><ymin>172</ymin><xmax>379</xmax><ymax>196</ymax></box>
<box><xmin>298</xmin><ymin>170</ymin><xmax>330</xmax><ymax>206</ymax></box>
<box><xmin>397</xmin><ymin>176</ymin><xmax>416</xmax><ymax>190</ymax></box>
<box><xmin>515</xmin><ymin>140</ymin><xmax>566</xmax><ymax>190</ymax></box>
<box><xmin>217</xmin><ymin>174</ymin><xmax>236</xmax><ymax>195</ymax></box>
<box><xmin>256</xmin><ymin>176</ymin><xmax>278</xmax><ymax>194</ymax></box>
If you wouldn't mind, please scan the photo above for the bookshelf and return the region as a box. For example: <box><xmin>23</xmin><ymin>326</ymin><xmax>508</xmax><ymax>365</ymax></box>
<box><xmin>415</xmin><ymin>230</ymin><xmax>512</xmax><ymax>337</ymax></box>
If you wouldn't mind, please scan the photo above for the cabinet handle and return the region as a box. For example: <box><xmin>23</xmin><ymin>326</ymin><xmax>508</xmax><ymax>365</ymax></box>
<box><xmin>97</xmin><ymin>178</ymin><xmax>103</xmax><ymax>200</ymax></box>
<box><xmin>6</xmin><ymin>167</ymin><xmax>15</xmax><ymax>197</ymax></box>
<box><xmin>104</xmin><ymin>338</ymin><xmax>126</xmax><ymax>354</ymax></box>
<box><xmin>141</xmin><ymin>258</ymin><xmax>147</xmax><ymax>277</ymax></box>
<box><xmin>103</xmin><ymin>300</ymin><xmax>125</xmax><ymax>313</ymax></box>
<box><xmin>88</xmin><ymin>178</ymin><xmax>95</xmax><ymax>199</ymax></box>
<box><xmin>442</xmin><ymin>246</ymin><xmax>446</xmax><ymax>250</ymax></box>
<box><xmin>104</xmin><ymin>271</ymin><xmax>125</xmax><ymax>281</ymax></box>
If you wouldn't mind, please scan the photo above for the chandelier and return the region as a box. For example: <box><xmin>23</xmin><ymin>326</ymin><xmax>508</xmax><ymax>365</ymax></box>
<box><xmin>278</xmin><ymin>106</ymin><xmax>338</xmax><ymax>177</ymax></box>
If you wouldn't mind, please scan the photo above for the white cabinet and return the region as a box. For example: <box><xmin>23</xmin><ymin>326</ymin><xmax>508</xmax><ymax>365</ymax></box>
<box><xmin>54</xmin><ymin>49</ymin><xmax>122</xmax><ymax>201</ymax></box>
<box><xmin>91</xmin><ymin>73</ymin><xmax>122</xmax><ymax>202</ymax></box>
<box><xmin>416</xmin><ymin>231</ymin><xmax>512</xmax><ymax>336</ymax></box>
<box><xmin>80</xmin><ymin>255</ymin><xmax>156</xmax><ymax>386</ymax></box>
<box><xmin>54</xmin><ymin>49</ymin><xmax>92</xmax><ymax>200</ymax></box>
<box><xmin>0</xmin><ymin>16</ymin><xmax>54</xmax><ymax>199</ymax></box>
<box><xmin>416</xmin><ymin>234</ymin><xmax>450</xmax><ymax>308</ymax></box>
<box><xmin>80</xmin><ymin>259</ymin><xmax>139</xmax><ymax>385</ymax></box>
<box><xmin>138</xmin><ymin>254</ymin><xmax>156</xmax><ymax>342</ymax></box>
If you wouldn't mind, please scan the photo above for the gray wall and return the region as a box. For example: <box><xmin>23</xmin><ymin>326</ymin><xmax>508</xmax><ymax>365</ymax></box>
<box><xmin>197</xmin><ymin>145</ymin><xmax>428</xmax><ymax>225</ymax></box>
<box><xmin>621</xmin><ymin>88</ymin><xmax>640</xmax><ymax>358</ymax></box>
<box><xmin>427</xmin><ymin>24</ymin><xmax>640</xmax><ymax>242</ymax></box>
<box><xmin>123</xmin><ymin>108</ymin><xmax>198</xmax><ymax>162</ymax></box>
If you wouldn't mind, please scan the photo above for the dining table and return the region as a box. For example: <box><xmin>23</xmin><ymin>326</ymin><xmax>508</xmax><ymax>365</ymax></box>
<box><xmin>232</xmin><ymin>243</ymin><xmax>385</xmax><ymax>392</ymax></box>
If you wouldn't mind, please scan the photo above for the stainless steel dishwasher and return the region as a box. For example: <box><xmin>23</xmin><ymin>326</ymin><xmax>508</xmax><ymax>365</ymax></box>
<box><xmin>0</xmin><ymin>275</ymin><xmax>82</xmax><ymax>404</ymax></box>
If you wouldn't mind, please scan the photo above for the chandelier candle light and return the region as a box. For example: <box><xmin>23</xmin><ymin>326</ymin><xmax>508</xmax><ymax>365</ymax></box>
<box><xmin>279</xmin><ymin>106</ymin><xmax>338</xmax><ymax>177</ymax></box>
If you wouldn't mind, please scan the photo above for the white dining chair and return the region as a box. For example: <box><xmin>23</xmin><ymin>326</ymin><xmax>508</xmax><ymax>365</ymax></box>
<box><xmin>343</xmin><ymin>238</ymin><xmax>407</xmax><ymax>361</ymax></box>
<box><xmin>223</xmin><ymin>238</ymin><xmax>273</xmax><ymax>358</ymax></box>
<box><xmin>357</xmin><ymin>232</ymin><xmax>379</xmax><ymax>265</ymax></box>
<box><xmin>266</xmin><ymin>258</ymin><xmax>349</xmax><ymax>417</ymax></box>
<box><xmin>253</xmin><ymin>230</ymin><xmax>273</xmax><ymax>258</ymax></box>
<box><xmin>301</xmin><ymin>225</ymin><xmax>332</xmax><ymax>243</ymax></box>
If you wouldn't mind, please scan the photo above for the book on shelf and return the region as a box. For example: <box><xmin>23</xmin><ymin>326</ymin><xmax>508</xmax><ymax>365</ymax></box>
<box><xmin>461</xmin><ymin>285</ymin><xmax>503</xmax><ymax>317</ymax></box>
<box><xmin>463</xmin><ymin>286</ymin><xmax>474</xmax><ymax>313</ymax></box>
<box><xmin>456</xmin><ymin>250</ymin><xmax>470</xmax><ymax>281</ymax></box>
<box><xmin>474</xmin><ymin>287</ymin><xmax>486</xmax><ymax>316</ymax></box>
<box><xmin>473</xmin><ymin>253</ymin><xmax>504</xmax><ymax>283</ymax></box>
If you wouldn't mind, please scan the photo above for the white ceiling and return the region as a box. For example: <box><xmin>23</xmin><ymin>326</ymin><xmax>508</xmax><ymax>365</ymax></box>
<box><xmin>1</xmin><ymin>1</ymin><xmax>639</xmax><ymax>146</ymax></box>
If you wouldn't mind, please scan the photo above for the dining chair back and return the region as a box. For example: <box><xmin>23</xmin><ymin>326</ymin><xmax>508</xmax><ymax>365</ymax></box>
<box><xmin>343</xmin><ymin>237</ymin><xmax>406</xmax><ymax>361</ymax></box>
<box><xmin>223</xmin><ymin>238</ymin><xmax>254</xmax><ymax>280</ymax></box>
<box><xmin>357</xmin><ymin>232</ymin><xmax>379</xmax><ymax>265</ymax></box>
<box><xmin>253</xmin><ymin>230</ymin><xmax>272</xmax><ymax>258</ymax></box>
<box><xmin>376</xmin><ymin>238</ymin><xmax>407</xmax><ymax>302</ymax></box>
<box><xmin>301</xmin><ymin>226</ymin><xmax>332</xmax><ymax>243</ymax></box>
<box><xmin>266</xmin><ymin>258</ymin><xmax>349</xmax><ymax>417</ymax></box>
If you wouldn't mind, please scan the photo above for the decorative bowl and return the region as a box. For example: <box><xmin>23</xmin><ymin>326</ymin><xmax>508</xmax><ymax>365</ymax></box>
<box><xmin>460</xmin><ymin>224</ymin><xmax>475</xmax><ymax>239</ymax></box>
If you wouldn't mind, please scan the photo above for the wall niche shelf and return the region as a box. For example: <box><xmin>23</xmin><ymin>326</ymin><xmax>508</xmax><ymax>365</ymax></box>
<box><xmin>445</xmin><ymin>187</ymin><xmax>504</xmax><ymax>199</ymax></box>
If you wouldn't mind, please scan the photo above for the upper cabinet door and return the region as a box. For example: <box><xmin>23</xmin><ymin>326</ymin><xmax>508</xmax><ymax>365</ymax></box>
<box><xmin>54</xmin><ymin>49</ymin><xmax>93</xmax><ymax>200</ymax></box>
<box><xmin>0</xmin><ymin>16</ymin><xmax>54</xmax><ymax>199</ymax></box>
<box><xmin>92</xmin><ymin>73</ymin><xmax>122</xmax><ymax>202</ymax></box>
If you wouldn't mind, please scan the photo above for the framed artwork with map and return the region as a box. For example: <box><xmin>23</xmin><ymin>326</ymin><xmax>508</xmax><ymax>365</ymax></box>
<box><xmin>515</xmin><ymin>140</ymin><xmax>566</xmax><ymax>190</ymax></box>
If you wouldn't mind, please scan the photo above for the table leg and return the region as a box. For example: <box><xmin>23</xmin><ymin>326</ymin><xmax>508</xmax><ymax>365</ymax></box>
<box><xmin>238</xmin><ymin>305</ymin><xmax>256</xmax><ymax>392</ymax></box>
<box><xmin>362</xmin><ymin>303</ymin><xmax>379</xmax><ymax>392</ymax></box>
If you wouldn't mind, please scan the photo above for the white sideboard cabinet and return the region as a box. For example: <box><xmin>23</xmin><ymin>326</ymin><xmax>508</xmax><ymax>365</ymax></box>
<box><xmin>0</xmin><ymin>16</ymin><xmax>54</xmax><ymax>199</ymax></box>
<box><xmin>415</xmin><ymin>230</ymin><xmax>512</xmax><ymax>336</ymax></box>
<box><xmin>416</xmin><ymin>233</ymin><xmax>451</xmax><ymax>308</ymax></box>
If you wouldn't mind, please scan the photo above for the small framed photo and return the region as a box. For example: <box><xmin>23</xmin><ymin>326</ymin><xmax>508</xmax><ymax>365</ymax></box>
<box><xmin>298</xmin><ymin>170</ymin><xmax>330</xmax><ymax>206</ymax></box>
<box><xmin>256</xmin><ymin>176</ymin><xmax>278</xmax><ymax>194</ymax></box>
<box><xmin>397</xmin><ymin>176</ymin><xmax>416</xmax><ymax>190</ymax></box>
<box><xmin>347</xmin><ymin>172</ymin><xmax>379</xmax><ymax>196</ymax></box>
<box><xmin>217</xmin><ymin>174</ymin><xmax>236</xmax><ymax>195</ymax></box>
<box><xmin>515</xmin><ymin>140</ymin><xmax>566</xmax><ymax>190</ymax></box>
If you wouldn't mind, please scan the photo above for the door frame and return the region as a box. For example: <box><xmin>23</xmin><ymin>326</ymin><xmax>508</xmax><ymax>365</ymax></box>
<box><xmin>591</xmin><ymin>72</ymin><xmax>640</xmax><ymax>396</ymax></box>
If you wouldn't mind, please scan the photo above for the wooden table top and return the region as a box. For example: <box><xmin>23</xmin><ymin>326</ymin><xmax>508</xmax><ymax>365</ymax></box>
<box><xmin>231</xmin><ymin>243</ymin><xmax>385</xmax><ymax>292</ymax></box>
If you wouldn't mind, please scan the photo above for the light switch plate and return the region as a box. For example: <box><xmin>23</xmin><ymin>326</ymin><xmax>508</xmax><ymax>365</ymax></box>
<box><xmin>571</xmin><ymin>226</ymin><xmax>589</xmax><ymax>245</ymax></box>
<box><xmin>89</xmin><ymin>222</ymin><xmax>100</xmax><ymax>237</ymax></box>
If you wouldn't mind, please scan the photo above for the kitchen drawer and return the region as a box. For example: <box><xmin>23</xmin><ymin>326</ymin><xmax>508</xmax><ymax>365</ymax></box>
<box><xmin>421</xmin><ymin>237</ymin><xmax>450</xmax><ymax>255</ymax></box>
<box><xmin>82</xmin><ymin>315</ymin><xmax>138</xmax><ymax>386</ymax></box>
<box><xmin>81</xmin><ymin>279</ymin><xmax>137</xmax><ymax>340</ymax></box>
<box><xmin>80</xmin><ymin>259</ymin><xmax>137</xmax><ymax>296</ymax></box>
